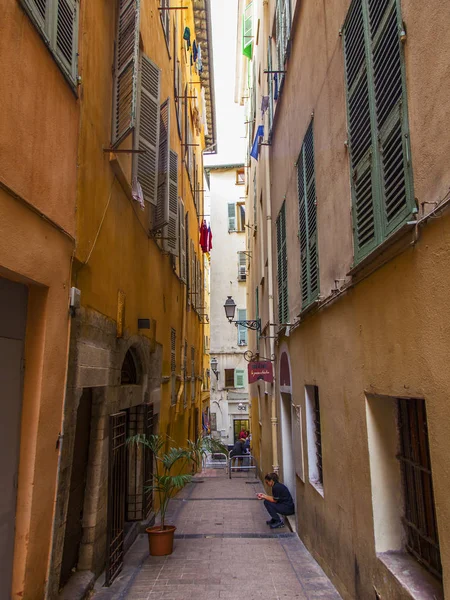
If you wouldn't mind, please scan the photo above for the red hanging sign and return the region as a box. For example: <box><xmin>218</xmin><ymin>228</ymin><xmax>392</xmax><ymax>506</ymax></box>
<box><xmin>248</xmin><ymin>361</ymin><xmax>273</xmax><ymax>383</ymax></box>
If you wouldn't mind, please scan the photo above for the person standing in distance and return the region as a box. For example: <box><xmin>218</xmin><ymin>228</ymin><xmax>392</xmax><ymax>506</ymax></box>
<box><xmin>257</xmin><ymin>472</ymin><xmax>294</xmax><ymax>528</ymax></box>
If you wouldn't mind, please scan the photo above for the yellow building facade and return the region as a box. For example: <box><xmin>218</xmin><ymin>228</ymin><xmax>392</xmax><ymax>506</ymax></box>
<box><xmin>1</xmin><ymin>0</ymin><xmax>79</xmax><ymax>597</ymax></box>
<box><xmin>45</xmin><ymin>0</ymin><xmax>216</xmax><ymax>596</ymax></box>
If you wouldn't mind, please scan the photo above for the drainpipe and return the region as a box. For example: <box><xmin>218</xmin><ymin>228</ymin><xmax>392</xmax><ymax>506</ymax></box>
<box><xmin>264</xmin><ymin>146</ymin><xmax>279</xmax><ymax>474</ymax></box>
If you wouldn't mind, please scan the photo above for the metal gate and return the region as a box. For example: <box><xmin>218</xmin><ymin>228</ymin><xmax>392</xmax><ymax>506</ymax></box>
<box><xmin>143</xmin><ymin>403</ymin><xmax>154</xmax><ymax>519</ymax></box>
<box><xmin>106</xmin><ymin>412</ymin><xmax>127</xmax><ymax>586</ymax></box>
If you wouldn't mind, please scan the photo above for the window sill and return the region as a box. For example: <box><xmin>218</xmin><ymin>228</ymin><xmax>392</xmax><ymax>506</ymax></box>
<box><xmin>298</xmin><ymin>298</ymin><xmax>320</xmax><ymax>320</ymax></box>
<box><xmin>309</xmin><ymin>479</ymin><xmax>324</xmax><ymax>498</ymax></box>
<box><xmin>377</xmin><ymin>552</ymin><xmax>443</xmax><ymax>600</ymax></box>
<box><xmin>347</xmin><ymin>221</ymin><xmax>416</xmax><ymax>280</ymax></box>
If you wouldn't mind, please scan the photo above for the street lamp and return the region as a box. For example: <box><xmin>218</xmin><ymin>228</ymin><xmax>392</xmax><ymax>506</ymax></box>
<box><xmin>223</xmin><ymin>295</ymin><xmax>261</xmax><ymax>331</ymax></box>
<box><xmin>210</xmin><ymin>357</ymin><xmax>219</xmax><ymax>380</ymax></box>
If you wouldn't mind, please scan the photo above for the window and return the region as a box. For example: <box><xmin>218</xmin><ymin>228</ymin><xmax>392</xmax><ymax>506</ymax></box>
<box><xmin>237</xmin><ymin>202</ymin><xmax>246</xmax><ymax>232</ymax></box>
<box><xmin>228</xmin><ymin>203</ymin><xmax>236</xmax><ymax>231</ymax></box>
<box><xmin>210</xmin><ymin>413</ymin><xmax>217</xmax><ymax>431</ymax></box>
<box><xmin>191</xmin><ymin>347</ymin><xmax>195</xmax><ymax>401</ymax></box>
<box><xmin>160</xmin><ymin>0</ymin><xmax>170</xmax><ymax>48</ymax></box>
<box><xmin>238</xmin><ymin>252</ymin><xmax>247</xmax><ymax>281</ymax></box>
<box><xmin>274</xmin><ymin>0</ymin><xmax>291</xmax><ymax>89</ymax></box>
<box><xmin>398</xmin><ymin>398</ymin><xmax>441</xmax><ymax>579</ymax></box>
<box><xmin>255</xmin><ymin>286</ymin><xmax>260</xmax><ymax>348</ymax></box>
<box><xmin>237</xmin><ymin>309</ymin><xmax>248</xmax><ymax>346</ymax></box>
<box><xmin>173</xmin><ymin>21</ymin><xmax>182</xmax><ymax>138</ymax></box>
<box><xmin>183</xmin><ymin>340</ymin><xmax>187</xmax><ymax>408</ymax></box>
<box><xmin>267</xmin><ymin>36</ymin><xmax>274</xmax><ymax>134</ymax></box>
<box><xmin>20</xmin><ymin>0</ymin><xmax>79</xmax><ymax>86</ymax></box>
<box><xmin>305</xmin><ymin>385</ymin><xmax>323</xmax><ymax>493</ymax></box>
<box><xmin>236</xmin><ymin>168</ymin><xmax>245</xmax><ymax>185</ymax></box>
<box><xmin>298</xmin><ymin>121</ymin><xmax>319</xmax><ymax>309</ymax></box>
<box><xmin>276</xmin><ymin>203</ymin><xmax>288</xmax><ymax>324</ymax></box>
<box><xmin>253</xmin><ymin>171</ymin><xmax>257</xmax><ymax>232</ymax></box>
<box><xmin>225</xmin><ymin>369</ymin><xmax>235</xmax><ymax>388</ymax></box>
<box><xmin>170</xmin><ymin>328</ymin><xmax>176</xmax><ymax>405</ymax></box>
<box><xmin>343</xmin><ymin>0</ymin><xmax>414</xmax><ymax>263</ymax></box>
<box><xmin>235</xmin><ymin>369</ymin><xmax>245</xmax><ymax>388</ymax></box>
<box><xmin>242</xmin><ymin>1</ymin><xmax>253</xmax><ymax>59</ymax></box>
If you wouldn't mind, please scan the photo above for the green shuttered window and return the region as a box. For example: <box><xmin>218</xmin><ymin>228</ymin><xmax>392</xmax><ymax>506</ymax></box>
<box><xmin>298</xmin><ymin>121</ymin><xmax>319</xmax><ymax>309</ymax></box>
<box><xmin>242</xmin><ymin>2</ymin><xmax>253</xmax><ymax>59</ymax></box>
<box><xmin>343</xmin><ymin>0</ymin><xmax>414</xmax><ymax>263</ymax></box>
<box><xmin>276</xmin><ymin>203</ymin><xmax>288</xmax><ymax>324</ymax></box>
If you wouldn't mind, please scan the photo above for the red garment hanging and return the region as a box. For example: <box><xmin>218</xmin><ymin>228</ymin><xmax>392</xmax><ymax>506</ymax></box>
<box><xmin>207</xmin><ymin>226</ymin><xmax>213</xmax><ymax>252</ymax></box>
<box><xmin>200</xmin><ymin>220</ymin><xmax>208</xmax><ymax>252</ymax></box>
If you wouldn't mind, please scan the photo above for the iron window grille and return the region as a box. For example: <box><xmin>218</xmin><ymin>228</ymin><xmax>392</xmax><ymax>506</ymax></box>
<box><xmin>313</xmin><ymin>386</ymin><xmax>323</xmax><ymax>485</ymax></box>
<box><xmin>397</xmin><ymin>398</ymin><xmax>442</xmax><ymax>579</ymax></box>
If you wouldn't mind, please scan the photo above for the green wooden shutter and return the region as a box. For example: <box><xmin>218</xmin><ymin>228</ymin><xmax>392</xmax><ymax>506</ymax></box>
<box><xmin>298</xmin><ymin>121</ymin><xmax>319</xmax><ymax>308</ymax></box>
<box><xmin>242</xmin><ymin>2</ymin><xmax>253</xmax><ymax>59</ymax></box>
<box><xmin>20</xmin><ymin>0</ymin><xmax>48</xmax><ymax>33</ymax></box>
<box><xmin>276</xmin><ymin>203</ymin><xmax>288</xmax><ymax>324</ymax></box>
<box><xmin>228</xmin><ymin>203</ymin><xmax>236</xmax><ymax>231</ymax></box>
<box><xmin>237</xmin><ymin>309</ymin><xmax>247</xmax><ymax>345</ymax></box>
<box><xmin>135</xmin><ymin>54</ymin><xmax>161</xmax><ymax>206</ymax></box>
<box><xmin>165</xmin><ymin>150</ymin><xmax>178</xmax><ymax>255</ymax></box>
<box><xmin>370</xmin><ymin>0</ymin><xmax>414</xmax><ymax>235</ymax></box>
<box><xmin>155</xmin><ymin>98</ymin><xmax>170</xmax><ymax>229</ymax></box>
<box><xmin>255</xmin><ymin>286</ymin><xmax>260</xmax><ymax>347</ymax></box>
<box><xmin>343</xmin><ymin>0</ymin><xmax>414</xmax><ymax>262</ymax></box>
<box><xmin>55</xmin><ymin>0</ymin><xmax>78</xmax><ymax>82</ymax></box>
<box><xmin>235</xmin><ymin>369</ymin><xmax>245</xmax><ymax>388</ymax></box>
<box><xmin>112</xmin><ymin>0</ymin><xmax>140</xmax><ymax>146</ymax></box>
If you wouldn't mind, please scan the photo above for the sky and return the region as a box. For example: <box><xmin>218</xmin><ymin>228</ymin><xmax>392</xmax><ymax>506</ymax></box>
<box><xmin>204</xmin><ymin>0</ymin><xmax>246</xmax><ymax>166</ymax></box>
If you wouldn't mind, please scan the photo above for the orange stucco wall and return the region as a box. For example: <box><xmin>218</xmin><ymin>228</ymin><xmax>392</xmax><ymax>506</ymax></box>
<box><xmin>0</xmin><ymin>1</ymin><xmax>78</xmax><ymax>597</ymax></box>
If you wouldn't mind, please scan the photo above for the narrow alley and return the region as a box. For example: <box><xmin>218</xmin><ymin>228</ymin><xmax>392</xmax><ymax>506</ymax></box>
<box><xmin>90</xmin><ymin>471</ymin><xmax>341</xmax><ymax>600</ymax></box>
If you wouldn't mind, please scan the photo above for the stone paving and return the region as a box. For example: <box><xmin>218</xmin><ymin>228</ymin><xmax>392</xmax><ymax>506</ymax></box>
<box><xmin>92</xmin><ymin>470</ymin><xmax>342</xmax><ymax>600</ymax></box>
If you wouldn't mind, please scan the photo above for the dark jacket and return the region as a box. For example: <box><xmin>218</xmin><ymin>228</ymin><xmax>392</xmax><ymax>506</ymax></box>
<box><xmin>230</xmin><ymin>440</ymin><xmax>245</xmax><ymax>458</ymax></box>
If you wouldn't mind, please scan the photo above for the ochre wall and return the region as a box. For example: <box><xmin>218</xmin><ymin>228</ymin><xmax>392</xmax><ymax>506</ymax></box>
<box><xmin>264</xmin><ymin>0</ymin><xmax>450</xmax><ymax>596</ymax></box>
<box><xmin>0</xmin><ymin>2</ymin><xmax>78</xmax><ymax>598</ymax></box>
<box><xmin>74</xmin><ymin>0</ymin><xmax>206</xmax><ymax>451</ymax></box>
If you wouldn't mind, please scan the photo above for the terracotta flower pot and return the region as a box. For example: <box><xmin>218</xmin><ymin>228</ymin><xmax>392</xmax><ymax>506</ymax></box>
<box><xmin>146</xmin><ymin>525</ymin><xmax>177</xmax><ymax>556</ymax></box>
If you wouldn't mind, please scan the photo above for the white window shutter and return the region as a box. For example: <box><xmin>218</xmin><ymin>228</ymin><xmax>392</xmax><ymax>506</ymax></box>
<box><xmin>155</xmin><ymin>98</ymin><xmax>170</xmax><ymax>229</ymax></box>
<box><xmin>228</xmin><ymin>203</ymin><xmax>236</xmax><ymax>231</ymax></box>
<box><xmin>164</xmin><ymin>150</ymin><xmax>179</xmax><ymax>255</ymax></box>
<box><xmin>237</xmin><ymin>309</ymin><xmax>247</xmax><ymax>345</ymax></box>
<box><xmin>134</xmin><ymin>54</ymin><xmax>161</xmax><ymax>206</ymax></box>
<box><xmin>179</xmin><ymin>199</ymin><xmax>186</xmax><ymax>282</ymax></box>
<box><xmin>55</xmin><ymin>0</ymin><xmax>79</xmax><ymax>82</ymax></box>
<box><xmin>112</xmin><ymin>0</ymin><xmax>140</xmax><ymax>146</ymax></box>
<box><xmin>238</xmin><ymin>252</ymin><xmax>246</xmax><ymax>280</ymax></box>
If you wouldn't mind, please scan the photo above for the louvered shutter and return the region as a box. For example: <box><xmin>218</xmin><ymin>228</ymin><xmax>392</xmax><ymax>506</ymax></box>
<box><xmin>276</xmin><ymin>204</ymin><xmax>288</xmax><ymax>324</ymax></box>
<box><xmin>235</xmin><ymin>369</ymin><xmax>245</xmax><ymax>388</ymax></box>
<box><xmin>155</xmin><ymin>98</ymin><xmax>170</xmax><ymax>229</ymax></box>
<box><xmin>134</xmin><ymin>54</ymin><xmax>161</xmax><ymax>207</ymax></box>
<box><xmin>238</xmin><ymin>252</ymin><xmax>246</xmax><ymax>281</ymax></box>
<box><xmin>228</xmin><ymin>203</ymin><xmax>236</xmax><ymax>231</ymax></box>
<box><xmin>344</xmin><ymin>0</ymin><xmax>377</xmax><ymax>259</ymax></box>
<box><xmin>165</xmin><ymin>150</ymin><xmax>179</xmax><ymax>255</ymax></box>
<box><xmin>298</xmin><ymin>122</ymin><xmax>319</xmax><ymax>308</ymax></box>
<box><xmin>179</xmin><ymin>199</ymin><xmax>186</xmax><ymax>282</ymax></box>
<box><xmin>370</xmin><ymin>0</ymin><xmax>413</xmax><ymax>235</ymax></box>
<box><xmin>237</xmin><ymin>309</ymin><xmax>247</xmax><ymax>345</ymax></box>
<box><xmin>55</xmin><ymin>0</ymin><xmax>78</xmax><ymax>82</ymax></box>
<box><xmin>186</xmin><ymin>215</ymin><xmax>190</xmax><ymax>301</ymax></box>
<box><xmin>198</xmin><ymin>261</ymin><xmax>202</xmax><ymax>310</ymax></box>
<box><xmin>20</xmin><ymin>0</ymin><xmax>48</xmax><ymax>33</ymax></box>
<box><xmin>190</xmin><ymin>241</ymin><xmax>195</xmax><ymax>308</ymax></box>
<box><xmin>243</xmin><ymin>2</ymin><xmax>253</xmax><ymax>59</ymax></box>
<box><xmin>112</xmin><ymin>0</ymin><xmax>140</xmax><ymax>146</ymax></box>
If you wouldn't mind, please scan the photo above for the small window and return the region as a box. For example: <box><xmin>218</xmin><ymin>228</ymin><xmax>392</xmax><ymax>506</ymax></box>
<box><xmin>191</xmin><ymin>347</ymin><xmax>195</xmax><ymax>401</ymax></box>
<box><xmin>235</xmin><ymin>369</ymin><xmax>245</xmax><ymax>388</ymax></box>
<box><xmin>305</xmin><ymin>385</ymin><xmax>323</xmax><ymax>494</ymax></box>
<box><xmin>225</xmin><ymin>368</ymin><xmax>235</xmax><ymax>388</ymax></box>
<box><xmin>398</xmin><ymin>398</ymin><xmax>442</xmax><ymax>579</ymax></box>
<box><xmin>160</xmin><ymin>0</ymin><xmax>170</xmax><ymax>49</ymax></box>
<box><xmin>228</xmin><ymin>203</ymin><xmax>236</xmax><ymax>231</ymax></box>
<box><xmin>170</xmin><ymin>329</ymin><xmax>176</xmax><ymax>373</ymax></box>
<box><xmin>236</xmin><ymin>168</ymin><xmax>245</xmax><ymax>185</ymax></box>
<box><xmin>237</xmin><ymin>309</ymin><xmax>248</xmax><ymax>346</ymax></box>
<box><xmin>238</xmin><ymin>252</ymin><xmax>247</xmax><ymax>281</ymax></box>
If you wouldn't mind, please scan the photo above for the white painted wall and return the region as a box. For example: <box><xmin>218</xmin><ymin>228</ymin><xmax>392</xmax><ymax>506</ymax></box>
<box><xmin>209</xmin><ymin>167</ymin><xmax>249</xmax><ymax>446</ymax></box>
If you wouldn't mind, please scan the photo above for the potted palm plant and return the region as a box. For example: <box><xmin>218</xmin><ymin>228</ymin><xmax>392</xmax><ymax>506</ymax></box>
<box><xmin>128</xmin><ymin>434</ymin><xmax>192</xmax><ymax>556</ymax></box>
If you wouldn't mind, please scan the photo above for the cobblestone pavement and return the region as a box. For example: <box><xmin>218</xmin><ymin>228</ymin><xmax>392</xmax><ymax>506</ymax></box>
<box><xmin>92</xmin><ymin>470</ymin><xmax>342</xmax><ymax>600</ymax></box>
